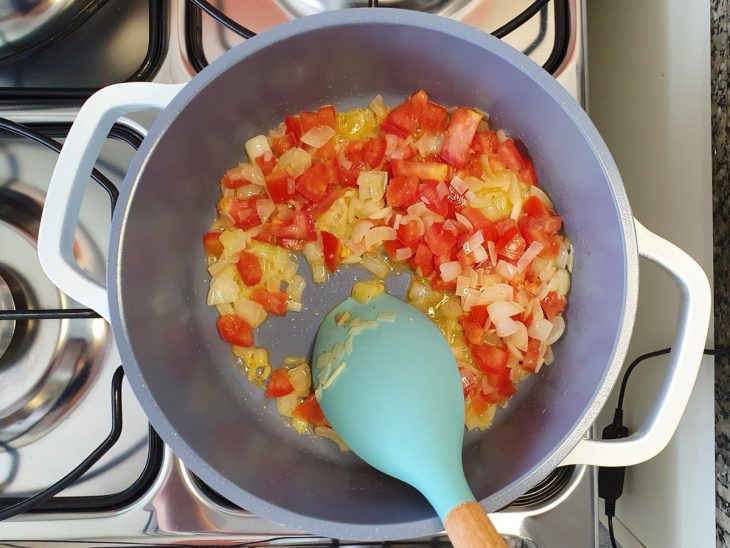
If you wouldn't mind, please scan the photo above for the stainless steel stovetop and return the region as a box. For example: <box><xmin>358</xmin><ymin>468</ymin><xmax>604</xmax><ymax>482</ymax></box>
<box><xmin>0</xmin><ymin>1</ymin><xmax>594</xmax><ymax>545</ymax></box>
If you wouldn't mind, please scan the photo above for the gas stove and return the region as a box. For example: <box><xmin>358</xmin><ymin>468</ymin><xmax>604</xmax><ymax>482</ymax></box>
<box><xmin>0</xmin><ymin>2</ymin><xmax>593</xmax><ymax>545</ymax></box>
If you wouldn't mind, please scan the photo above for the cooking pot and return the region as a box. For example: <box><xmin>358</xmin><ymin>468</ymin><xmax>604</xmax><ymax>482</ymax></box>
<box><xmin>37</xmin><ymin>9</ymin><xmax>710</xmax><ymax>540</ymax></box>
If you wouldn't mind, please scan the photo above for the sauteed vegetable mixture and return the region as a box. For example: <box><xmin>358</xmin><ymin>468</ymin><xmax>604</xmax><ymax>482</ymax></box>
<box><xmin>203</xmin><ymin>90</ymin><xmax>572</xmax><ymax>446</ymax></box>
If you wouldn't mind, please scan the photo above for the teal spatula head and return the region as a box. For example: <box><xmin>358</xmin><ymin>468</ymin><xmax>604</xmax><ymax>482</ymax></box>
<box><xmin>312</xmin><ymin>292</ymin><xmax>472</xmax><ymax>520</ymax></box>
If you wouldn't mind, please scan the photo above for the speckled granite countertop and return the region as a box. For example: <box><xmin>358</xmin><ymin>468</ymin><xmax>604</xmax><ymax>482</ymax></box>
<box><xmin>713</xmin><ymin>0</ymin><xmax>730</xmax><ymax>545</ymax></box>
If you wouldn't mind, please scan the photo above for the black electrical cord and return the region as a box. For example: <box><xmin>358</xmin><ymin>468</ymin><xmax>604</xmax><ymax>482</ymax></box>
<box><xmin>0</xmin><ymin>366</ymin><xmax>124</xmax><ymax>521</ymax></box>
<box><xmin>600</xmin><ymin>346</ymin><xmax>730</xmax><ymax>548</ymax></box>
<box><xmin>0</xmin><ymin>309</ymin><xmax>100</xmax><ymax>320</ymax></box>
<box><xmin>188</xmin><ymin>0</ymin><xmax>256</xmax><ymax>39</ymax></box>
<box><xmin>492</xmin><ymin>0</ymin><xmax>550</xmax><ymax>39</ymax></box>
<box><xmin>0</xmin><ymin>116</ymin><xmax>118</xmax><ymax>217</ymax></box>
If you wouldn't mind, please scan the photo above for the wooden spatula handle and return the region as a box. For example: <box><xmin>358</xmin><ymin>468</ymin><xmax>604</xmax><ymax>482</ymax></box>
<box><xmin>443</xmin><ymin>501</ymin><xmax>507</xmax><ymax>548</ymax></box>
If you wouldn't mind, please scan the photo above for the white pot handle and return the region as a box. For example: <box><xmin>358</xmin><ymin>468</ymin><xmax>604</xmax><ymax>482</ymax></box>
<box><xmin>561</xmin><ymin>219</ymin><xmax>711</xmax><ymax>466</ymax></box>
<box><xmin>38</xmin><ymin>82</ymin><xmax>185</xmax><ymax>322</ymax></box>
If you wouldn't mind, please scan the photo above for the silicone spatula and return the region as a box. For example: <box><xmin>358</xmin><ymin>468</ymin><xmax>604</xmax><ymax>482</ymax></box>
<box><xmin>312</xmin><ymin>293</ymin><xmax>506</xmax><ymax>548</ymax></box>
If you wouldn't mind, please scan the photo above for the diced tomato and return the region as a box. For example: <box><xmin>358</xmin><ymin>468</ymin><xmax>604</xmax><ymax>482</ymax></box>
<box><xmin>396</xmin><ymin>219</ymin><xmax>422</xmax><ymax>248</ymax></box>
<box><xmin>470</xmin><ymin>344</ymin><xmax>509</xmax><ymax>374</ymax></box>
<box><xmin>292</xmin><ymin>394</ymin><xmax>328</xmax><ymax>426</ymax></box>
<box><xmin>440</xmin><ymin>108</ymin><xmax>483</xmax><ymax>168</ymax></box>
<box><xmin>382</xmin><ymin>90</ymin><xmax>428</xmax><ymax>137</ymax></box>
<box><xmin>541</xmin><ymin>291</ymin><xmax>567</xmax><ymax>320</ymax></box>
<box><xmin>420</xmin><ymin>101</ymin><xmax>449</xmax><ymax>133</ymax></box>
<box><xmin>296</xmin><ymin>163</ymin><xmax>330</xmax><ymax>202</ymax></box>
<box><xmin>468</xmin><ymin>390</ymin><xmax>490</xmax><ymax>416</ymax></box>
<box><xmin>253</xmin><ymin>224</ymin><xmax>277</xmax><ymax>244</ymax></box>
<box><xmin>412</xmin><ymin>242</ymin><xmax>434</xmax><ymax>276</ymax></box>
<box><xmin>279</xmin><ymin>238</ymin><xmax>305</xmax><ymax>250</ymax></box>
<box><xmin>270</xmin><ymin>210</ymin><xmax>317</xmax><ymax>241</ymax></box>
<box><xmin>222</xmin><ymin>173</ymin><xmax>246</xmax><ymax>189</ymax></box>
<box><xmin>520</xmin><ymin>157</ymin><xmax>538</xmax><ymax>186</ymax></box>
<box><xmin>321</xmin><ymin>231</ymin><xmax>340</xmax><ymax>272</ymax></box>
<box><xmin>519</xmin><ymin>215</ymin><xmax>563</xmax><ymax>258</ymax></box>
<box><xmin>495</xmin><ymin>218</ymin><xmax>518</xmax><ymax>237</ymax></box>
<box><xmin>418</xmin><ymin>181</ymin><xmax>449</xmax><ymax>217</ymax></box>
<box><xmin>460</xmin><ymin>316</ymin><xmax>485</xmax><ymax>345</ymax></box>
<box><xmin>285</xmin><ymin>115</ymin><xmax>303</xmax><ymax>142</ymax></box>
<box><xmin>495</xmin><ymin>226</ymin><xmax>526</xmax><ymax>260</ymax></box>
<box><xmin>460</xmin><ymin>207</ymin><xmax>498</xmax><ymax>242</ymax></box>
<box><xmin>216</xmin><ymin>314</ymin><xmax>253</xmax><ymax>347</ymax></box>
<box><xmin>385</xmin><ymin>175</ymin><xmax>419</xmax><ymax>208</ymax></box>
<box><xmin>265</xmin><ymin>170</ymin><xmax>295</xmax><ymax>204</ymax></box>
<box><xmin>271</xmin><ymin>133</ymin><xmax>296</xmax><ymax>157</ymax></box>
<box><xmin>456</xmin><ymin>249</ymin><xmax>473</xmax><ymax>270</ymax></box>
<box><xmin>496</xmin><ymin>139</ymin><xmax>526</xmax><ymax>171</ymax></box>
<box><xmin>522</xmin><ymin>195</ymin><xmax>551</xmax><ymax>217</ymax></box>
<box><xmin>425</xmin><ymin>222</ymin><xmax>457</xmax><ymax>256</ymax></box>
<box><xmin>486</xmin><ymin>367</ymin><xmax>516</xmax><ymax>398</ymax></box>
<box><xmin>383</xmin><ymin>240</ymin><xmax>401</xmax><ymax>260</ymax></box>
<box><xmin>312</xmin><ymin>140</ymin><xmax>337</xmax><ymax>163</ymax></box>
<box><xmin>251</xmin><ymin>289</ymin><xmax>288</xmax><ymax>316</ymax></box>
<box><xmin>483</xmin><ymin>389</ymin><xmax>508</xmax><ymax>405</ymax></box>
<box><xmin>431</xmin><ymin>276</ymin><xmax>456</xmax><ymax>291</ymax></box>
<box><xmin>472</xmin><ymin>130</ymin><xmax>499</xmax><ymax>156</ymax></box>
<box><xmin>522</xmin><ymin>338</ymin><xmax>542</xmax><ymax>373</ymax></box>
<box><xmin>460</xmin><ymin>366</ymin><xmax>478</xmax><ymax>396</ymax></box>
<box><xmin>470</xmin><ymin>304</ymin><xmax>489</xmax><ymax>328</ymax></box>
<box><xmin>300</xmin><ymin>111</ymin><xmax>321</xmax><ymax>133</ymax></box>
<box><xmin>203</xmin><ymin>231</ymin><xmax>224</xmax><ymax>257</ymax></box>
<box><xmin>219</xmin><ymin>197</ymin><xmax>262</xmax><ymax>230</ymax></box>
<box><xmin>264</xmin><ymin>368</ymin><xmax>294</xmax><ymax>398</ymax></box>
<box><xmin>255</xmin><ymin>152</ymin><xmax>277</xmax><ymax>175</ymax></box>
<box><xmin>317</xmin><ymin>105</ymin><xmax>337</xmax><ymax>130</ymax></box>
<box><xmin>236</xmin><ymin>251</ymin><xmax>262</xmax><ymax>286</ymax></box>
<box><xmin>309</xmin><ymin>188</ymin><xmax>345</xmax><ymax>218</ymax></box>
<box><xmin>391</xmin><ymin>160</ymin><xmax>448</xmax><ymax>182</ymax></box>
<box><xmin>363</xmin><ymin>136</ymin><xmax>386</xmax><ymax>169</ymax></box>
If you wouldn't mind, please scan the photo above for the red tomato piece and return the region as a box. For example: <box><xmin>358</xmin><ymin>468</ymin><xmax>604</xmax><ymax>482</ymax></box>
<box><xmin>312</xmin><ymin>140</ymin><xmax>337</xmax><ymax>163</ymax></box>
<box><xmin>472</xmin><ymin>131</ymin><xmax>499</xmax><ymax>156</ymax></box>
<box><xmin>203</xmin><ymin>231</ymin><xmax>224</xmax><ymax>257</ymax></box>
<box><xmin>255</xmin><ymin>152</ymin><xmax>277</xmax><ymax>176</ymax></box>
<box><xmin>440</xmin><ymin>108</ymin><xmax>483</xmax><ymax>168</ymax></box>
<box><xmin>265</xmin><ymin>170</ymin><xmax>295</xmax><ymax>204</ymax></box>
<box><xmin>383</xmin><ymin>240</ymin><xmax>401</xmax><ymax>261</ymax></box>
<box><xmin>520</xmin><ymin>157</ymin><xmax>538</xmax><ymax>186</ymax></box>
<box><xmin>397</xmin><ymin>219</ymin><xmax>422</xmax><ymax>248</ymax></box>
<box><xmin>425</xmin><ymin>222</ymin><xmax>457</xmax><ymax>256</ymax></box>
<box><xmin>470</xmin><ymin>304</ymin><xmax>489</xmax><ymax>328</ymax></box>
<box><xmin>496</xmin><ymin>139</ymin><xmax>526</xmax><ymax>171</ymax></box>
<box><xmin>222</xmin><ymin>173</ymin><xmax>246</xmax><ymax>189</ymax></box>
<box><xmin>418</xmin><ymin>181</ymin><xmax>450</xmax><ymax>217</ymax></box>
<box><xmin>253</xmin><ymin>224</ymin><xmax>277</xmax><ymax>245</ymax></box>
<box><xmin>495</xmin><ymin>226</ymin><xmax>526</xmax><ymax>260</ymax></box>
<box><xmin>461</xmin><ymin>207</ymin><xmax>498</xmax><ymax>242</ymax></box>
<box><xmin>431</xmin><ymin>276</ymin><xmax>456</xmax><ymax>291</ymax></box>
<box><xmin>219</xmin><ymin>197</ymin><xmax>262</xmax><ymax>230</ymax></box>
<box><xmin>412</xmin><ymin>242</ymin><xmax>434</xmax><ymax>277</ymax></box>
<box><xmin>271</xmin><ymin>133</ymin><xmax>296</xmax><ymax>157</ymax></box>
<box><xmin>487</xmin><ymin>367</ymin><xmax>515</xmax><ymax>395</ymax></box>
<box><xmin>321</xmin><ymin>231</ymin><xmax>340</xmax><ymax>272</ymax></box>
<box><xmin>270</xmin><ymin>211</ymin><xmax>317</xmax><ymax>241</ymax></box>
<box><xmin>391</xmin><ymin>160</ymin><xmax>449</xmax><ymax>182</ymax></box>
<box><xmin>382</xmin><ymin>90</ymin><xmax>428</xmax><ymax>137</ymax></box>
<box><xmin>522</xmin><ymin>338</ymin><xmax>543</xmax><ymax>373</ymax></box>
<box><xmin>541</xmin><ymin>291</ymin><xmax>567</xmax><ymax>320</ymax></box>
<box><xmin>236</xmin><ymin>251</ymin><xmax>262</xmax><ymax>286</ymax></box>
<box><xmin>522</xmin><ymin>195</ymin><xmax>551</xmax><ymax>217</ymax></box>
<box><xmin>385</xmin><ymin>175</ymin><xmax>419</xmax><ymax>208</ymax></box>
<box><xmin>519</xmin><ymin>215</ymin><xmax>563</xmax><ymax>258</ymax></box>
<box><xmin>363</xmin><ymin>136</ymin><xmax>386</xmax><ymax>169</ymax></box>
<box><xmin>495</xmin><ymin>218</ymin><xmax>518</xmax><ymax>237</ymax></box>
<box><xmin>470</xmin><ymin>344</ymin><xmax>509</xmax><ymax>374</ymax></box>
<box><xmin>285</xmin><ymin>115</ymin><xmax>303</xmax><ymax>142</ymax></box>
<box><xmin>299</xmin><ymin>111</ymin><xmax>321</xmax><ymax>133</ymax></box>
<box><xmin>317</xmin><ymin>105</ymin><xmax>337</xmax><ymax>130</ymax></box>
<box><xmin>309</xmin><ymin>188</ymin><xmax>345</xmax><ymax>218</ymax></box>
<box><xmin>264</xmin><ymin>368</ymin><xmax>294</xmax><ymax>398</ymax></box>
<box><xmin>251</xmin><ymin>289</ymin><xmax>288</xmax><ymax>316</ymax></box>
<box><xmin>292</xmin><ymin>394</ymin><xmax>328</xmax><ymax>426</ymax></box>
<box><xmin>296</xmin><ymin>163</ymin><xmax>329</xmax><ymax>202</ymax></box>
<box><xmin>279</xmin><ymin>238</ymin><xmax>305</xmax><ymax>250</ymax></box>
<box><xmin>420</xmin><ymin>100</ymin><xmax>449</xmax><ymax>133</ymax></box>
<box><xmin>460</xmin><ymin>316</ymin><xmax>485</xmax><ymax>345</ymax></box>
<box><xmin>216</xmin><ymin>314</ymin><xmax>253</xmax><ymax>347</ymax></box>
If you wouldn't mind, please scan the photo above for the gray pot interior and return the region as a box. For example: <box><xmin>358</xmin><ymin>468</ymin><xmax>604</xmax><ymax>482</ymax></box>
<box><xmin>109</xmin><ymin>9</ymin><xmax>636</xmax><ymax>540</ymax></box>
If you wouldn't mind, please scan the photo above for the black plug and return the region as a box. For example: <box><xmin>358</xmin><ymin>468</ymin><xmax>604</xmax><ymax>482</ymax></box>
<box><xmin>598</xmin><ymin>408</ymin><xmax>630</xmax><ymax>519</ymax></box>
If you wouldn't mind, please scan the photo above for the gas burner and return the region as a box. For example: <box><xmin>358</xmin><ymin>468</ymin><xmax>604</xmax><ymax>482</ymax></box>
<box><xmin>278</xmin><ymin>0</ymin><xmax>466</xmax><ymax>17</ymax></box>
<box><xmin>0</xmin><ymin>183</ymin><xmax>108</xmax><ymax>445</ymax></box>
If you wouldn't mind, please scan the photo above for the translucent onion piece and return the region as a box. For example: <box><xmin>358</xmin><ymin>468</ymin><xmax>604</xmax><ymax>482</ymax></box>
<box><xmin>495</xmin><ymin>317</ymin><xmax>520</xmax><ymax>337</ymax></box>
<box><xmin>395</xmin><ymin>247</ymin><xmax>413</xmax><ymax>261</ymax></box>
<box><xmin>301</xmin><ymin>125</ymin><xmax>336</xmax><ymax>148</ymax></box>
<box><xmin>312</xmin><ymin>263</ymin><xmax>328</xmax><ymax>284</ymax></box>
<box><xmin>368</xmin><ymin>94</ymin><xmax>388</xmax><ymax>119</ymax></box>
<box><xmin>351</xmin><ymin>220</ymin><xmax>374</xmax><ymax>244</ymax></box>
<box><xmin>369</xmin><ymin>205</ymin><xmax>392</xmax><ymax>220</ymax></box>
<box><xmin>464</xmin><ymin>230</ymin><xmax>485</xmax><ymax>254</ymax></box>
<box><xmin>276</xmin><ymin>391</ymin><xmax>299</xmax><ymax>417</ymax></box>
<box><xmin>245</xmin><ymin>135</ymin><xmax>270</xmax><ymax>160</ymax></box>
<box><xmin>496</xmin><ymin>130</ymin><xmax>508</xmax><ymax>144</ymax></box>
<box><xmin>530</xmin><ymin>185</ymin><xmax>554</xmax><ymax>208</ymax></box>
<box><xmin>450</xmin><ymin>175</ymin><xmax>468</xmax><ymax>195</ymax></box>
<box><xmin>496</xmin><ymin>260</ymin><xmax>518</xmax><ymax>280</ymax></box>
<box><xmin>288</xmin><ymin>363</ymin><xmax>312</xmax><ymax>396</ymax></box>
<box><xmin>439</xmin><ymin>261</ymin><xmax>462</xmax><ymax>282</ymax></box>
<box><xmin>228</xmin><ymin>163</ymin><xmax>265</xmax><ymax>187</ymax></box>
<box><xmin>507</xmin><ymin>321</ymin><xmax>528</xmax><ymax>351</ymax></box>
<box><xmin>487</xmin><ymin>241</ymin><xmax>497</xmax><ymax>266</ymax></box>
<box><xmin>471</xmin><ymin>245</ymin><xmax>488</xmax><ymax>264</ymax></box>
<box><xmin>517</xmin><ymin>241</ymin><xmax>544</xmax><ymax>272</ymax></box>
<box><xmin>207</xmin><ymin>267</ymin><xmax>238</xmax><ymax>305</ymax></box>
<box><xmin>235</xmin><ymin>184</ymin><xmax>266</xmax><ymax>199</ymax></box>
<box><xmin>528</xmin><ymin>317</ymin><xmax>553</xmax><ymax>342</ymax></box>
<box><xmin>361</xmin><ymin>255</ymin><xmax>390</xmax><ymax>278</ymax></box>
<box><xmin>546</xmin><ymin>315</ymin><xmax>565</xmax><ymax>345</ymax></box>
<box><xmin>487</xmin><ymin>300</ymin><xmax>523</xmax><ymax>322</ymax></box>
<box><xmin>255</xmin><ymin>199</ymin><xmax>275</xmax><ymax>223</ymax></box>
<box><xmin>278</xmin><ymin>147</ymin><xmax>312</xmax><ymax>178</ymax></box>
<box><xmin>286</xmin><ymin>274</ymin><xmax>306</xmax><ymax>302</ymax></box>
<box><xmin>234</xmin><ymin>298</ymin><xmax>267</xmax><ymax>328</ymax></box>
<box><xmin>436</xmin><ymin>182</ymin><xmax>450</xmax><ymax>200</ymax></box>
<box><xmin>364</xmin><ymin>226</ymin><xmax>397</xmax><ymax>250</ymax></box>
<box><xmin>455</xmin><ymin>212</ymin><xmax>473</xmax><ymax>230</ymax></box>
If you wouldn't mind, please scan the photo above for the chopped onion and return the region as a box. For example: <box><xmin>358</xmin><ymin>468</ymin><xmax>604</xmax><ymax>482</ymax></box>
<box><xmin>286</xmin><ymin>274</ymin><xmax>306</xmax><ymax>302</ymax></box>
<box><xmin>455</xmin><ymin>275</ymin><xmax>472</xmax><ymax>297</ymax></box>
<box><xmin>517</xmin><ymin>241</ymin><xmax>544</xmax><ymax>272</ymax></box>
<box><xmin>357</xmin><ymin>170</ymin><xmax>388</xmax><ymax>201</ymax></box>
<box><xmin>390</xmin><ymin>148</ymin><xmax>406</xmax><ymax>160</ymax></box>
<box><xmin>369</xmin><ymin>205</ymin><xmax>392</xmax><ymax>220</ymax></box>
<box><xmin>288</xmin><ymin>363</ymin><xmax>311</xmax><ymax>396</ymax></box>
<box><xmin>548</xmin><ymin>268</ymin><xmax>571</xmax><ymax>296</ymax></box>
<box><xmin>255</xmin><ymin>199</ymin><xmax>276</xmax><ymax>223</ymax></box>
<box><xmin>496</xmin><ymin>317</ymin><xmax>520</xmax><ymax>337</ymax></box>
<box><xmin>463</xmin><ymin>230</ymin><xmax>485</xmax><ymax>254</ymax></box>
<box><xmin>496</xmin><ymin>260</ymin><xmax>518</xmax><ymax>280</ymax></box>
<box><xmin>392</xmin><ymin>213</ymin><xmax>403</xmax><ymax>229</ymax></box>
<box><xmin>303</xmin><ymin>241</ymin><xmax>324</xmax><ymax>265</ymax></box>
<box><xmin>281</xmin><ymin>259</ymin><xmax>299</xmax><ymax>283</ymax></box>
<box><xmin>245</xmin><ymin>135</ymin><xmax>270</xmax><ymax>160</ymax></box>
<box><xmin>385</xmin><ymin>133</ymin><xmax>398</xmax><ymax>156</ymax></box>
<box><xmin>207</xmin><ymin>267</ymin><xmax>238</xmax><ymax>305</ymax></box>
<box><xmin>439</xmin><ymin>260</ymin><xmax>462</xmax><ymax>282</ymax></box>
<box><xmin>301</xmin><ymin>125</ymin><xmax>336</xmax><ymax>148</ymax></box>
<box><xmin>471</xmin><ymin>245</ymin><xmax>488</xmax><ymax>263</ymax></box>
<box><xmin>276</xmin><ymin>391</ymin><xmax>299</xmax><ymax>417</ymax></box>
<box><xmin>278</xmin><ymin>147</ymin><xmax>312</xmax><ymax>178</ymax></box>
<box><xmin>443</xmin><ymin>219</ymin><xmax>458</xmax><ymax>233</ymax></box>
<box><xmin>351</xmin><ymin>220</ymin><xmax>374</xmax><ymax>244</ymax></box>
<box><xmin>235</xmin><ymin>184</ymin><xmax>266</xmax><ymax>200</ymax></box>
<box><xmin>508</xmin><ymin>321</ymin><xmax>528</xmax><ymax>351</ymax></box>
<box><xmin>487</xmin><ymin>300</ymin><xmax>524</xmax><ymax>322</ymax></box>
<box><xmin>234</xmin><ymin>298</ymin><xmax>267</xmax><ymax>328</ymax></box>
<box><xmin>364</xmin><ymin>226</ymin><xmax>397</xmax><ymax>249</ymax></box>
<box><xmin>530</xmin><ymin>185</ymin><xmax>554</xmax><ymax>208</ymax></box>
<box><xmin>487</xmin><ymin>241</ymin><xmax>497</xmax><ymax>266</ymax></box>
<box><xmin>567</xmin><ymin>244</ymin><xmax>574</xmax><ymax>272</ymax></box>
<box><xmin>556</xmin><ymin>245</ymin><xmax>570</xmax><ymax>269</ymax></box>
<box><xmin>436</xmin><ymin>182</ymin><xmax>450</xmax><ymax>200</ymax></box>
<box><xmin>406</xmin><ymin>201</ymin><xmax>427</xmax><ymax>216</ymax></box>
<box><xmin>287</xmin><ymin>301</ymin><xmax>303</xmax><ymax>312</ymax></box>
<box><xmin>439</xmin><ymin>299</ymin><xmax>463</xmax><ymax>319</ymax></box>
<box><xmin>287</xmin><ymin>178</ymin><xmax>295</xmax><ymax>195</ymax></box>
<box><xmin>415</xmin><ymin>132</ymin><xmax>444</xmax><ymax>156</ymax></box>
<box><xmin>337</xmin><ymin>146</ymin><xmax>353</xmax><ymax>169</ymax></box>
<box><xmin>544</xmin><ymin>345</ymin><xmax>554</xmax><ymax>365</ymax></box>
<box><xmin>546</xmin><ymin>315</ymin><xmax>565</xmax><ymax>345</ymax></box>
<box><xmin>477</xmin><ymin>283</ymin><xmax>514</xmax><ymax>305</ymax></box>
<box><xmin>395</xmin><ymin>247</ymin><xmax>413</xmax><ymax>261</ymax></box>
<box><xmin>312</xmin><ymin>263</ymin><xmax>328</xmax><ymax>284</ymax></box>
<box><xmin>455</xmin><ymin>212</ymin><xmax>473</xmax><ymax>230</ymax></box>
<box><xmin>528</xmin><ymin>317</ymin><xmax>554</xmax><ymax>341</ymax></box>
<box><xmin>361</xmin><ymin>255</ymin><xmax>390</xmax><ymax>278</ymax></box>
<box><xmin>369</xmin><ymin>94</ymin><xmax>388</xmax><ymax>119</ymax></box>
<box><xmin>228</xmin><ymin>163</ymin><xmax>265</xmax><ymax>186</ymax></box>
<box><xmin>219</xmin><ymin>229</ymin><xmax>248</xmax><ymax>253</ymax></box>
<box><xmin>496</xmin><ymin>130</ymin><xmax>508</xmax><ymax>144</ymax></box>
<box><xmin>450</xmin><ymin>175</ymin><xmax>468</xmax><ymax>195</ymax></box>
<box><xmin>408</xmin><ymin>281</ymin><xmax>429</xmax><ymax>302</ymax></box>
<box><xmin>345</xmin><ymin>240</ymin><xmax>365</xmax><ymax>257</ymax></box>
<box><xmin>269</xmin><ymin>123</ymin><xmax>286</xmax><ymax>139</ymax></box>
